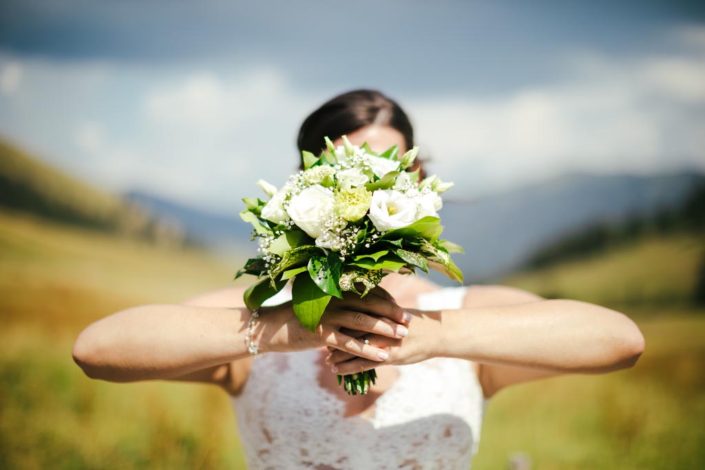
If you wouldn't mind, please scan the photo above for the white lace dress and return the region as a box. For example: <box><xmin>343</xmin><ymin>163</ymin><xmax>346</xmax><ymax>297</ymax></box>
<box><xmin>231</xmin><ymin>286</ymin><xmax>489</xmax><ymax>469</ymax></box>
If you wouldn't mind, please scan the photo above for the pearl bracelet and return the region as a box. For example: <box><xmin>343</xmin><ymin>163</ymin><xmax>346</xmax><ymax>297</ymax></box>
<box><xmin>245</xmin><ymin>309</ymin><xmax>260</xmax><ymax>355</ymax></box>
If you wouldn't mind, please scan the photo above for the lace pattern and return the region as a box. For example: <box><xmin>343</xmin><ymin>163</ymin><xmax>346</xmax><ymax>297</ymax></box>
<box><xmin>232</xmin><ymin>286</ymin><xmax>487</xmax><ymax>469</ymax></box>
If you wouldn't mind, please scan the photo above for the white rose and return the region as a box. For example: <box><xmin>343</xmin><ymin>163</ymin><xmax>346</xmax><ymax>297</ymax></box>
<box><xmin>416</xmin><ymin>191</ymin><xmax>443</xmax><ymax>218</ymax></box>
<box><xmin>337</xmin><ymin>168</ymin><xmax>368</xmax><ymax>189</ymax></box>
<box><xmin>368</xmin><ymin>190</ymin><xmax>419</xmax><ymax>232</ymax></box>
<box><xmin>364</xmin><ymin>154</ymin><xmax>400</xmax><ymax>178</ymax></box>
<box><xmin>286</xmin><ymin>185</ymin><xmax>335</xmax><ymax>238</ymax></box>
<box><xmin>260</xmin><ymin>189</ymin><xmax>289</xmax><ymax>224</ymax></box>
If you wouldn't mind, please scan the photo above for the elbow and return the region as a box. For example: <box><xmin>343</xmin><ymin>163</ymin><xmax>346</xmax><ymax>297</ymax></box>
<box><xmin>72</xmin><ymin>330</ymin><xmax>109</xmax><ymax>380</ymax></box>
<box><xmin>611</xmin><ymin>319</ymin><xmax>646</xmax><ymax>371</ymax></box>
<box><xmin>623</xmin><ymin>329</ymin><xmax>646</xmax><ymax>368</ymax></box>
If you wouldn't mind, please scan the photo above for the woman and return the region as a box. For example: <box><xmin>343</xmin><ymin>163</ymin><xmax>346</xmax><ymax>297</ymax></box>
<box><xmin>72</xmin><ymin>89</ymin><xmax>645</xmax><ymax>469</ymax></box>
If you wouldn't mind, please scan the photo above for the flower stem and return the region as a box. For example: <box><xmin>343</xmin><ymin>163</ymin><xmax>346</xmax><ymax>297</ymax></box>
<box><xmin>338</xmin><ymin>369</ymin><xmax>377</xmax><ymax>395</ymax></box>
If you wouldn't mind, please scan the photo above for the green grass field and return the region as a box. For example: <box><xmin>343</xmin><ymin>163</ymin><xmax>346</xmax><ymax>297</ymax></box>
<box><xmin>504</xmin><ymin>233</ymin><xmax>705</xmax><ymax>309</ymax></box>
<box><xmin>1</xmin><ymin>209</ymin><xmax>703</xmax><ymax>469</ymax></box>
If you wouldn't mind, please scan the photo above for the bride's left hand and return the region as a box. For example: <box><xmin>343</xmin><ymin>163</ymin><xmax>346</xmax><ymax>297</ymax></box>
<box><xmin>325</xmin><ymin>309</ymin><xmax>442</xmax><ymax>375</ymax></box>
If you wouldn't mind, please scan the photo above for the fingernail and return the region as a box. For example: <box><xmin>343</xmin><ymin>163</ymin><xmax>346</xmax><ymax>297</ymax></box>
<box><xmin>403</xmin><ymin>312</ymin><xmax>412</xmax><ymax>323</ymax></box>
<box><xmin>396</xmin><ymin>325</ymin><xmax>408</xmax><ymax>337</ymax></box>
<box><xmin>331</xmin><ymin>366</ymin><xmax>338</xmax><ymax>373</ymax></box>
<box><xmin>377</xmin><ymin>350</ymin><xmax>389</xmax><ymax>360</ymax></box>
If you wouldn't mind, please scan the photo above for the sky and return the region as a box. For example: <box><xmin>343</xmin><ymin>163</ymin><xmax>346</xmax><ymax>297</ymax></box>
<box><xmin>1</xmin><ymin>0</ymin><xmax>704</xmax><ymax>213</ymax></box>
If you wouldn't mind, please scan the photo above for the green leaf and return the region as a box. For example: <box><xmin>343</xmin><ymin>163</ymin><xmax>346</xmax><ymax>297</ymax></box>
<box><xmin>242</xmin><ymin>197</ymin><xmax>265</xmax><ymax>214</ymax></box>
<box><xmin>384</xmin><ymin>216</ymin><xmax>443</xmax><ymax>241</ymax></box>
<box><xmin>324</xmin><ymin>136</ymin><xmax>337</xmax><ymax>154</ymax></box>
<box><xmin>268</xmin><ymin>230</ymin><xmax>309</xmax><ymax>256</ymax></box>
<box><xmin>292</xmin><ymin>274</ymin><xmax>332</xmax><ymax>331</ymax></box>
<box><xmin>321</xmin><ymin>151</ymin><xmax>337</xmax><ymax>165</ymax></box>
<box><xmin>342</xmin><ymin>135</ymin><xmax>355</xmax><ymax>156</ymax></box>
<box><xmin>399</xmin><ymin>147</ymin><xmax>419</xmax><ymax>169</ymax></box>
<box><xmin>234</xmin><ymin>257</ymin><xmax>267</xmax><ymax>279</ymax></box>
<box><xmin>308</xmin><ymin>254</ymin><xmax>343</xmax><ymax>298</ymax></box>
<box><xmin>243</xmin><ymin>276</ymin><xmax>287</xmax><ymax>311</ymax></box>
<box><xmin>320</xmin><ymin>174</ymin><xmax>335</xmax><ymax>187</ymax></box>
<box><xmin>351</xmin><ymin>255</ymin><xmax>407</xmax><ymax>272</ymax></box>
<box><xmin>365</xmin><ymin>171</ymin><xmax>399</xmax><ymax>191</ymax></box>
<box><xmin>269</xmin><ymin>245</ymin><xmax>321</xmax><ymax>279</ymax></box>
<box><xmin>438</xmin><ymin>239</ymin><xmax>465</xmax><ymax>254</ymax></box>
<box><xmin>420</xmin><ymin>239</ymin><xmax>449</xmax><ymax>263</ymax></box>
<box><xmin>301</xmin><ymin>150</ymin><xmax>319</xmax><ymax>169</ymax></box>
<box><xmin>281</xmin><ymin>266</ymin><xmax>308</xmax><ymax>280</ymax></box>
<box><xmin>353</xmin><ymin>250</ymin><xmax>389</xmax><ymax>262</ymax></box>
<box><xmin>353</xmin><ymin>223</ymin><xmax>368</xmax><ymax>245</ymax></box>
<box><xmin>380</xmin><ymin>238</ymin><xmax>404</xmax><ymax>248</ymax></box>
<box><xmin>420</xmin><ymin>240</ymin><xmax>464</xmax><ymax>283</ymax></box>
<box><xmin>379</xmin><ymin>144</ymin><xmax>399</xmax><ymax>160</ymax></box>
<box><xmin>429</xmin><ymin>259</ymin><xmax>464</xmax><ymax>283</ymax></box>
<box><xmin>239</xmin><ymin>210</ymin><xmax>271</xmax><ymax>235</ymax></box>
<box><xmin>395</xmin><ymin>249</ymin><xmax>428</xmax><ymax>273</ymax></box>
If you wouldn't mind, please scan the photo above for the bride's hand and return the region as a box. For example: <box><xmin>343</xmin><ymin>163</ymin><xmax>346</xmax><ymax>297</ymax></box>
<box><xmin>324</xmin><ymin>309</ymin><xmax>442</xmax><ymax>375</ymax></box>
<box><xmin>258</xmin><ymin>287</ymin><xmax>411</xmax><ymax>363</ymax></box>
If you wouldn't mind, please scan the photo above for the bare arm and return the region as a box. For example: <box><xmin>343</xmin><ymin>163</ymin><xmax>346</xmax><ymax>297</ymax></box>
<box><xmin>328</xmin><ymin>286</ymin><xmax>645</xmax><ymax>397</ymax></box>
<box><xmin>71</xmin><ymin>302</ymin><xmax>254</xmax><ymax>382</ymax></box>
<box><xmin>435</xmin><ymin>298</ymin><xmax>644</xmax><ymax>373</ymax></box>
<box><xmin>72</xmin><ymin>287</ymin><xmax>408</xmax><ymax>386</ymax></box>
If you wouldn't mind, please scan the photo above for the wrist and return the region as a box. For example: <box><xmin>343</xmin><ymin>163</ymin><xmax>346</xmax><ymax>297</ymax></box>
<box><xmin>249</xmin><ymin>303</ymin><xmax>291</xmax><ymax>354</ymax></box>
<box><xmin>430</xmin><ymin>310</ymin><xmax>458</xmax><ymax>357</ymax></box>
<box><xmin>409</xmin><ymin>308</ymin><xmax>446</xmax><ymax>359</ymax></box>
<box><xmin>433</xmin><ymin>307</ymin><xmax>474</xmax><ymax>359</ymax></box>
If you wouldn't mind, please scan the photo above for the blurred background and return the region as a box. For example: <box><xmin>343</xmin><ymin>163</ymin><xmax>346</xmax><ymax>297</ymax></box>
<box><xmin>1</xmin><ymin>0</ymin><xmax>704</xmax><ymax>468</ymax></box>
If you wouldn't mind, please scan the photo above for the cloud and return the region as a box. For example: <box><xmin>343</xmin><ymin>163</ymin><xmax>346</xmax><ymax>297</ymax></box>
<box><xmin>144</xmin><ymin>68</ymin><xmax>291</xmax><ymax>135</ymax></box>
<box><xmin>73</xmin><ymin>121</ymin><xmax>105</xmax><ymax>155</ymax></box>
<box><xmin>1</xmin><ymin>24</ymin><xmax>704</xmax><ymax>212</ymax></box>
<box><xmin>0</xmin><ymin>61</ymin><xmax>22</xmax><ymax>95</ymax></box>
<box><xmin>409</xmin><ymin>27</ymin><xmax>705</xmax><ymax>194</ymax></box>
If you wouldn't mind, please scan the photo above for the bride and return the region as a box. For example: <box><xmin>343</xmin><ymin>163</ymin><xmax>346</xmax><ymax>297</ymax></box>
<box><xmin>72</xmin><ymin>89</ymin><xmax>645</xmax><ymax>469</ymax></box>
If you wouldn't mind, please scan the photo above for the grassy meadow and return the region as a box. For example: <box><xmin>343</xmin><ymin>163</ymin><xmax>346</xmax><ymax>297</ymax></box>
<box><xmin>1</xmin><ymin>208</ymin><xmax>704</xmax><ymax>469</ymax></box>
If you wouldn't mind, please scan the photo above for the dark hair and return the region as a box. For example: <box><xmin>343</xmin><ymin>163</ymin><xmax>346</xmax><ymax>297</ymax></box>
<box><xmin>297</xmin><ymin>89</ymin><xmax>415</xmax><ymax>158</ymax></box>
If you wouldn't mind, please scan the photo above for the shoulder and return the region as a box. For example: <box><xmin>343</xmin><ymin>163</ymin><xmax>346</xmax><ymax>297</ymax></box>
<box><xmin>181</xmin><ymin>285</ymin><xmax>247</xmax><ymax>308</ymax></box>
<box><xmin>463</xmin><ymin>284</ymin><xmax>542</xmax><ymax>308</ymax></box>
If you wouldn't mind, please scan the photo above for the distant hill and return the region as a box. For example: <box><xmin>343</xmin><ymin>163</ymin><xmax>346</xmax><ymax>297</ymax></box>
<box><xmin>503</xmin><ymin>179</ymin><xmax>705</xmax><ymax>307</ymax></box>
<box><xmin>0</xmin><ymin>137</ymin><xmax>185</xmax><ymax>245</ymax></box>
<box><xmin>124</xmin><ymin>190</ymin><xmax>252</xmax><ymax>255</ymax></box>
<box><xmin>438</xmin><ymin>171</ymin><xmax>705</xmax><ymax>283</ymax></box>
<box><xmin>122</xmin><ymin>169</ymin><xmax>705</xmax><ymax>284</ymax></box>
<box><xmin>523</xmin><ymin>180</ymin><xmax>705</xmax><ymax>269</ymax></box>
<box><xmin>502</xmin><ymin>231</ymin><xmax>705</xmax><ymax>308</ymax></box>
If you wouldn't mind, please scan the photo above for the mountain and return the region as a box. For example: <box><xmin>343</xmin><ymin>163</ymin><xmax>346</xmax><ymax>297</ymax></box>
<box><xmin>438</xmin><ymin>171</ymin><xmax>705</xmax><ymax>283</ymax></box>
<box><xmin>123</xmin><ymin>170</ymin><xmax>705</xmax><ymax>284</ymax></box>
<box><xmin>0</xmin><ymin>136</ymin><xmax>185</xmax><ymax>245</ymax></box>
<box><xmin>123</xmin><ymin>190</ymin><xmax>252</xmax><ymax>255</ymax></box>
<box><xmin>502</xmin><ymin>231</ymin><xmax>705</xmax><ymax>308</ymax></box>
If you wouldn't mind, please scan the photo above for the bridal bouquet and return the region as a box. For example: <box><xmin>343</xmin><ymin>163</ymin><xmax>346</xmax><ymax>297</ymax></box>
<box><xmin>236</xmin><ymin>136</ymin><xmax>463</xmax><ymax>395</ymax></box>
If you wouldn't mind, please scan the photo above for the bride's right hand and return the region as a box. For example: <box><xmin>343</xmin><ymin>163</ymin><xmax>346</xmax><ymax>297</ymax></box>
<box><xmin>257</xmin><ymin>287</ymin><xmax>410</xmax><ymax>363</ymax></box>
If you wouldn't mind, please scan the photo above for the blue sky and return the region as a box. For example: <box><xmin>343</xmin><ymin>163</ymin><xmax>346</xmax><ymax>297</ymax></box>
<box><xmin>1</xmin><ymin>0</ymin><xmax>704</xmax><ymax>212</ymax></box>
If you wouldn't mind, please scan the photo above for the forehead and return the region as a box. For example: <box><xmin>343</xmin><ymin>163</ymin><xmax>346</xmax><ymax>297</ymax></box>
<box><xmin>332</xmin><ymin>125</ymin><xmax>407</xmax><ymax>154</ymax></box>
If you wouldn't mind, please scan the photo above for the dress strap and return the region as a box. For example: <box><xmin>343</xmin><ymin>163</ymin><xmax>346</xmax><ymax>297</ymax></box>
<box><xmin>416</xmin><ymin>286</ymin><xmax>468</xmax><ymax>311</ymax></box>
